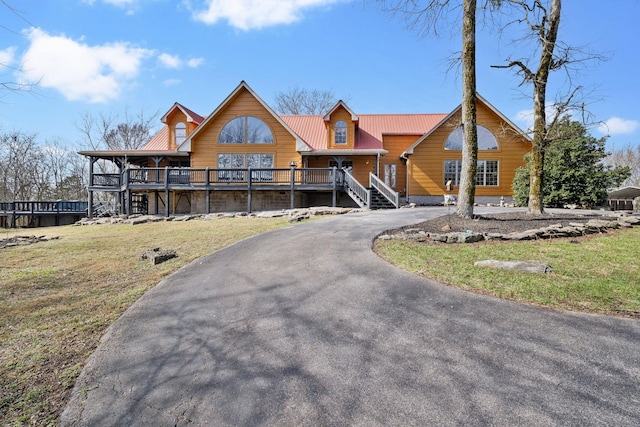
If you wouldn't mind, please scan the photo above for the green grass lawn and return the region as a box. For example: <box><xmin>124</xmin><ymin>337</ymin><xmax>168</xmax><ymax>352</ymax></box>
<box><xmin>375</xmin><ymin>228</ymin><xmax>640</xmax><ymax>317</ymax></box>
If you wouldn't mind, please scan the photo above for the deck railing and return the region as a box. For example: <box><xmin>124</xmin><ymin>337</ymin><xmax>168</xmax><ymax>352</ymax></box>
<box><xmin>92</xmin><ymin>173</ymin><xmax>120</xmax><ymax>187</ymax></box>
<box><xmin>110</xmin><ymin>167</ymin><xmax>344</xmax><ymax>189</ymax></box>
<box><xmin>369</xmin><ymin>172</ymin><xmax>399</xmax><ymax>208</ymax></box>
<box><xmin>0</xmin><ymin>200</ymin><xmax>88</xmax><ymax>213</ymax></box>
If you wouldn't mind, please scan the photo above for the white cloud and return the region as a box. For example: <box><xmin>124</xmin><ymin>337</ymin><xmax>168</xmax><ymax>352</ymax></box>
<box><xmin>0</xmin><ymin>47</ymin><xmax>17</xmax><ymax>66</ymax></box>
<box><xmin>598</xmin><ymin>117</ymin><xmax>640</xmax><ymax>135</ymax></box>
<box><xmin>192</xmin><ymin>0</ymin><xmax>342</xmax><ymax>30</ymax></box>
<box><xmin>158</xmin><ymin>53</ymin><xmax>205</xmax><ymax>69</ymax></box>
<box><xmin>158</xmin><ymin>53</ymin><xmax>182</xmax><ymax>69</ymax></box>
<box><xmin>187</xmin><ymin>57</ymin><xmax>204</xmax><ymax>68</ymax></box>
<box><xmin>20</xmin><ymin>28</ymin><xmax>153</xmax><ymax>103</ymax></box>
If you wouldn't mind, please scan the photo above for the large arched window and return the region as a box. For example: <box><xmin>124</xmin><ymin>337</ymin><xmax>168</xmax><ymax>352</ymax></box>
<box><xmin>335</xmin><ymin>121</ymin><xmax>347</xmax><ymax>145</ymax></box>
<box><xmin>218</xmin><ymin>116</ymin><xmax>274</xmax><ymax>144</ymax></box>
<box><xmin>175</xmin><ymin>122</ymin><xmax>187</xmax><ymax>145</ymax></box>
<box><xmin>444</xmin><ymin>125</ymin><xmax>498</xmax><ymax>150</ymax></box>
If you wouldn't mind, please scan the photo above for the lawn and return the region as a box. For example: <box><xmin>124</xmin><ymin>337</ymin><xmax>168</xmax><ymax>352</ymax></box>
<box><xmin>375</xmin><ymin>228</ymin><xmax>640</xmax><ymax>317</ymax></box>
<box><xmin>0</xmin><ymin>217</ymin><xmax>289</xmax><ymax>426</ymax></box>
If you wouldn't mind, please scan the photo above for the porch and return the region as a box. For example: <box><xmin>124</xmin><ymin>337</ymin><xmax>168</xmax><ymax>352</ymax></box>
<box><xmin>87</xmin><ymin>167</ymin><xmax>399</xmax><ymax>217</ymax></box>
<box><xmin>0</xmin><ymin>200</ymin><xmax>88</xmax><ymax>228</ymax></box>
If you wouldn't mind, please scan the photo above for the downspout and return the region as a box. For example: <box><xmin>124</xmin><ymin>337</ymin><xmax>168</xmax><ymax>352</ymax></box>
<box><xmin>401</xmin><ymin>152</ymin><xmax>410</xmax><ymax>204</ymax></box>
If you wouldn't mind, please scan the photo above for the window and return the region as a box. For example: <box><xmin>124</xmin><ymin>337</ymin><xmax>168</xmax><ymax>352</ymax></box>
<box><xmin>329</xmin><ymin>160</ymin><xmax>353</xmax><ymax>170</ymax></box>
<box><xmin>175</xmin><ymin>122</ymin><xmax>187</xmax><ymax>145</ymax></box>
<box><xmin>217</xmin><ymin>153</ymin><xmax>274</xmax><ymax>181</ymax></box>
<box><xmin>218</xmin><ymin>116</ymin><xmax>274</xmax><ymax>144</ymax></box>
<box><xmin>444</xmin><ymin>160</ymin><xmax>499</xmax><ymax>186</ymax></box>
<box><xmin>335</xmin><ymin>121</ymin><xmax>347</xmax><ymax>145</ymax></box>
<box><xmin>444</xmin><ymin>125</ymin><xmax>499</xmax><ymax>150</ymax></box>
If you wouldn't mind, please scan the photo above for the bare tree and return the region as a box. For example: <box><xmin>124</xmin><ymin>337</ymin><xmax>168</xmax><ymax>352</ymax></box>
<box><xmin>76</xmin><ymin>108</ymin><xmax>159</xmax><ymax>176</ymax></box>
<box><xmin>274</xmin><ymin>87</ymin><xmax>339</xmax><ymax>115</ymax></box>
<box><xmin>0</xmin><ymin>131</ymin><xmax>39</xmax><ymax>200</ymax></box>
<box><xmin>374</xmin><ymin>0</ymin><xmax>482</xmax><ymax>218</ymax></box>
<box><xmin>491</xmin><ymin>0</ymin><xmax>604</xmax><ymax>214</ymax></box>
<box><xmin>605</xmin><ymin>144</ymin><xmax>640</xmax><ymax>187</ymax></box>
<box><xmin>1</xmin><ymin>0</ymin><xmax>40</xmax><ymax>96</ymax></box>
<box><xmin>456</xmin><ymin>0</ymin><xmax>478</xmax><ymax>218</ymax></box>
<box><xmin>77</xmin><ymin>108</ymin><xmax>158</xmax><ymax>151</ymax></box>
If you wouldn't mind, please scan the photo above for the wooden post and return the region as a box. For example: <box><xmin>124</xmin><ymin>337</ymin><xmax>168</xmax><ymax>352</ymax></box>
<box><xmin>332</xmin><ymin>166</ymin><xmax>337</xmax><ymax>207</ymax></box>
<box><xmin>164</xmin><ymin>167</ymin><xmax>170</xmax><ymax>217</ymax></box>
<box><xmin>205</xmin><ymin>167</ymin><xmax>210</xmax><ymax>214</ymax></box>
<box><xmin>290</xmin><ymin>164</ymin><xmax>296</xmax><ymax>209</ymax></box>
<box><xmin>247</xmin><ymin>168</ymin><xmax>252</xmax><ymax>213</ymax></box>
<box><xmin>88</xmin><ymin>157</ymin><xmax>95</xmax><ymax>218</ymax></box>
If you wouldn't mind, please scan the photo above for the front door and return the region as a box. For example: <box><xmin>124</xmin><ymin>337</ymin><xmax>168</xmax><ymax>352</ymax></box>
<box><xmin>384</xmin><ymin>163</ymin><xmax>396</xmax><ymax>188</ymax></box>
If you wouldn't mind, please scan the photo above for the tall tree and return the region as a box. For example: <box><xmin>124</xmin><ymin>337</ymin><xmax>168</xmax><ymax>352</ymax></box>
<box><xmin>375</xmin><ymin>0</ymin><xmax>481</xmax><ymax>218</ymax></box>
<box><xmin>274</xmin><ymin>87</ymin><xmax>339</xmax><ymax>115</ymax></box>
<box><xmin>456</xmin><ymin>0</ymin><xmax>478</xmax><ymax>218</ymax></box>
<box><xmin>492</xmin><ymin>0</ymin><xmax>563</xmax><ymax>214</ymax></box>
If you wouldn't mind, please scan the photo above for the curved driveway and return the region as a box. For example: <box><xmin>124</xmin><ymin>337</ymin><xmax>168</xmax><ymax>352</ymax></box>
<box><xmin>62</xmin><ymin>207</ymin><xmax>640</xmax><ymax>426</ymax></box>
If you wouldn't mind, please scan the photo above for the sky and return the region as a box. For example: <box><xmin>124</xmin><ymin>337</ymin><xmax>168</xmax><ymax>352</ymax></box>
<box><xmin>1</xmin><ymin>0</ymin><xmax>639</xmax><ymax>152</ymax></box>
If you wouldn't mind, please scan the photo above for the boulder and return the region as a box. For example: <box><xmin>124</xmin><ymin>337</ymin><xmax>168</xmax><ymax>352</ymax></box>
<box><xmin>139</xmin><ymin>248</ymin><xmax>177</xmax><ymax>265</ymax></box>
<box><xmin>474</xmin><ymin>259</ymin><xmax>552</xmax><ymax>273</ymax></box>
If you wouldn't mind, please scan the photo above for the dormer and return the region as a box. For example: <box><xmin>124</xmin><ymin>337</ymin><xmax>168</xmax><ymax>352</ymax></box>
<box><xmin>161</xmin><ymin>103</ymin><xmax>205</xmax><ymax>150</ymax></box>
<box><xmin>323</xmin><ymin>100</ymin><xmax>358</xmax><ymax>149</ymax></box>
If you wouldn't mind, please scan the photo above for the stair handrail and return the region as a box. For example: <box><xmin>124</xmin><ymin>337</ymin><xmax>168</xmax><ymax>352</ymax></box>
<box><xmin>369</xmin><ymin>172</ymin><xmax>399</xmax><ymax>208</ymax></box>
<box><xmin>343</xmin><ymin>169</ymin><xmax>370</xmax><ymax>209</ymax></box>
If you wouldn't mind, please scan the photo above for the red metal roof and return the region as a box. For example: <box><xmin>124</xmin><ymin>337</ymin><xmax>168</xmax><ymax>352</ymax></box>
<box><xmin>140</xmin><ymin>126</ymin><xmax>173</xmax><ymax>151</ymax></box>
<box><xmin>281</xmin><ymin>114</ymin><xmax>447</xmax><ymax>151</ymax></box>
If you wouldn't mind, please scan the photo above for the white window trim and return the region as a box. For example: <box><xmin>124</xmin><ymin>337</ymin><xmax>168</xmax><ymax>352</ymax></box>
<box><xmin>444</xmin><ymin>160</ymin><xmax>499</xmax><ymax>187</ymax></box>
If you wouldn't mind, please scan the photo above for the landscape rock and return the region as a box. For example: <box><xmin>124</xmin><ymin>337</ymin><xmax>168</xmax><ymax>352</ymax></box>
<box><xmin>474</xmin><ymin>259</ymin><xmax>552</xmax><ymax>273</ymax></box>
<box><xmin>1</xmin><ymin>235</ymin><xmax>60</xmax><ymax>248</ymax></box>
<box><xmin>139</xmin><ymin>248</ymin><xmax>177</xmax><ymax>265</ymax></box>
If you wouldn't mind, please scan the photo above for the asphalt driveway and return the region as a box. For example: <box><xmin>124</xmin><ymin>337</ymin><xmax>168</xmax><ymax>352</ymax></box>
<box><xmin>62</xmin><ymin>207</ymin><xmax>640</xmax><ymax>426</ymax></box>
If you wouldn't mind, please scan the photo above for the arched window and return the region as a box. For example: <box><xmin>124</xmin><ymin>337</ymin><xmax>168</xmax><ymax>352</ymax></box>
<box><xmin>335</xmin><ymin>121</ymin><xmax>347</xmax><ymax>145</ymax></box>
<box><xmin>444</xmin><ymin>125</ymin><xmax>498</xmax><ymax>150</ymax></box>
<box><xmin>218</xmin><ymin>116</ymin><xmax>274</xmax><ymax>144</ymax></box>
<box><xmin>175</xmin><ymin>122</ymin><xmax>187</xmax><ymax>145</ymax></box>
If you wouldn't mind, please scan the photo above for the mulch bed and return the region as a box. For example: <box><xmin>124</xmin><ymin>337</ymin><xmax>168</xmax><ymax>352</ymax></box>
<box><xmin>392</xmin><ymin>211</ymin><xmax>613</xmax><ymax>235</ymax></box>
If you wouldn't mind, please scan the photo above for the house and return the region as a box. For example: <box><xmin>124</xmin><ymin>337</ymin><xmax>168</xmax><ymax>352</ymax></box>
<box><xmin>79</xmin><ymin>81</ymin><xmax>531</xmax><ymax>217</ymax></box>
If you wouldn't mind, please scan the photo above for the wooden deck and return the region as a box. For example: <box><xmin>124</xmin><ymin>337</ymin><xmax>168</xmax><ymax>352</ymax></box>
<box><xmin>90</xmin><ymin>167</ymin><xmax>343</xmax><ymax>192</ymax></box>
<box><xmin>0</xmin><ymin>201</ymin><xmax>88</xmax><ymax>228</ymax></box>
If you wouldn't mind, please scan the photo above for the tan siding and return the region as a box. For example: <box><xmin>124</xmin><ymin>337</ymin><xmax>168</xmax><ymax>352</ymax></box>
<box><xmin>326</xmin><ymin>107</ymin><xmax>355</xmax><ymax>149</ymax></box>
<box><xmin>381</xmin><ymin>134</ymin><xmax>421</xmax><ymax>194</ymax></box>
<box><xmin>190</xmin><ymin>88</ymin><xmax>301</xmax><ymax>169</ymax></box>
<box><xmin>408</xmin><ymin>104</ymin><xmax>531</xmax><ymax>196</ymax></box>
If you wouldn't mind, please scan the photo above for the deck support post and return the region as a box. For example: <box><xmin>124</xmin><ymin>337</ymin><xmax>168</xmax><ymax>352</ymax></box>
<box><xmin>332</xmin><ymin>166</ymin><xmax>337</xmax><ymax>207</ymax></box>
<box><xmin>247</xmin><ymin>168</ymin><xmax>252</xmax><ymax>213</ymax></box>
<box><xmin>88</xmin><ymin>157</ymin><xmax>95</xmax><ymax>218</ymax></box>
<box><xmin>164</xmin><ymin>167</ymin><xmax>170</xmax><ymax>217</ymax></box>
<box><xmin>205</xmin><ymin>168</ymin><xmax>211</xmax><ymax>214</ymax></box>
<box><xmin>290</xmin><ymin>165</ymin><xmax>296</xmax><ymax>209</ymax></box>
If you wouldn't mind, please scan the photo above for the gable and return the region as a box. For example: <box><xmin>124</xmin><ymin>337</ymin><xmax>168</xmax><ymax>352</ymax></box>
<box><xmin>187</xmin><ymin>85</ymin><xmax>303</xmax><ymax>169</ymax></box>
<box><xmin>403</xmin><ymin>95</ymin><xmax>531</xmax><ymax>156</ymax></box>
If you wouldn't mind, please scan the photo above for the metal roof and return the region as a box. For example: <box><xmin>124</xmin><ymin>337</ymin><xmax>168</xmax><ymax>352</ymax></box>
<box><xmin>608</xmin><ymin>186</ymin><xmax>640</xmax><ymax>199</ymax></box>
<box><xmin>141</xmin><ymin>126</ymin><xmax>171</xmax><ymax>151</ymax></box>
<box><xmin>281</xmin><ymin>114</ymin><xmax>446</xmax><ymax>152</ymax></box>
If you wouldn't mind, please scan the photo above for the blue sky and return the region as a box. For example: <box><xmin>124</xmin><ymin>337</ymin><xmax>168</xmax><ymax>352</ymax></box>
<box><xmin>1</xmin><ymin>0</ymin><xmax>639</xmax><ymax>151</ymax></box>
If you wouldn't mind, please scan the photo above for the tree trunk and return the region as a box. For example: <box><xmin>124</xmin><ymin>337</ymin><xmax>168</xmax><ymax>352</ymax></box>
<box><xmin>456</xmin><ymin>0</ymin><xmax>478</xmax><ymax>219</ymax></box>
<box><xmin>527</xmin><ymin>0</ymin><xmax>561</xmax><ymax>215</ymax></box>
